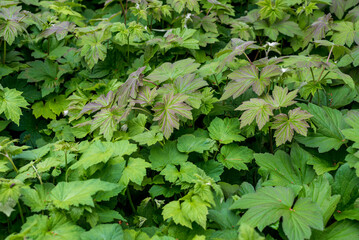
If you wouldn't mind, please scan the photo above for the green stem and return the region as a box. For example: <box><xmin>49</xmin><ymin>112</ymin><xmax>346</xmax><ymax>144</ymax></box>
<box><xmin>127</xmin><ymin>34</ymin><xmax>130</xmax><ymax>64</ymax></box>
<box><xmin>3</xmin><ymin>40</ymin><xmax>6</xmax><ymax>65</ymax></box>
<box><xmin>243</xmin><ymin>52</ymin><xmax>253</xmax><ymax>65</ymax></box>
<box><xmin>317</xmin><ymin>45</ymin><xmax>334</xmax><ymax>82</ymax></box>
<box><xmin>269</xmin><ymin>127</ymin><xmax>273</xmax><ymax>154</ymax></box>
<box><xmin>65</xmin><ymin>151</ymin><xmax>68</xmax><ymax>182</ymax></box>
<box><xmin>17</xmin><ymin>201</ymin><xmax>25</xmax><ymax>224</ymax></box>
<box><xmin>126</xmin><ymin>187</ymin><xmax>136</xmax><ymax>214</ymax></box>
<box><xmin>31</xmin><ymin>164</ymin><xmax>43</xmax><ymax>185</ymax></box>
<box><xmin>1</xmin><ymin>153</ymin><xmax>18</xmax><ymax>173</ymax></box>
<box><xmin>310</xmin><ymin>67</ymin><xmax>315</xmax><ymax>81</ymax></box>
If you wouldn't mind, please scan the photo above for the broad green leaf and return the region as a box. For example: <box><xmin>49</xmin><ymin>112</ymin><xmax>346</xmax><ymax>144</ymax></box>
<box><xmin>152</xmin><ymin>93</ymin><xmax>193</xmax><ymax>139</ymax></box>
<box><xmin>311</xmin><ymin>220</ymin><xmax>359</xmax><ymax>240</ymax></box>
<box><xmin>208</xmin><ymin>197</ymin><xmax>240</xmax><ymax>230</ymax></box>
<box><xmin>300</xmin><ymin>176</ymin><xmax>341</xmax><ymax>225</ymax></box>
<box><xmin>0</xmin><ymin>86</ymin><xmax>28</xmax><ymax>125</ymax></box>
<box><xmin>0</xmin><ymin>198</ymin><xmax>15</xmax><ymax>217</ymax></box>
<box><xmin>146</xmin><ymin>59</ymin><xmax>200</xmax><ymax>84</ymax></box>
<box><xmin>81</xmin><ymin>224</ymin><xmax>124</xmax><ymax>240</ymax></box>
<box><xmin>149</xmin><ymin>141</ymin><xmax>188</xmax><ymax>171</ymax></box>
<box><xmin>9</xmin><ymin>214</ymin><xmax>84</xmax><ymax>240</ymax></box>
<box><xmin>50</xmin><ymin>179</ymin><xmax>118</xmax><ymax>210</ymax></box>
<box><xmin>236</xmin><ymin>98</ymin><xmax>273</xmax><ymax>129</ymax></box>
<box><xmin>181</xmin><ymin>195</ymin><xmax>210</xmax><ymax>229</ymax></box>
<box><xmin>32</xmin><ymin>101</ymin><xmax>57</xmax><ymax>120</ymax></box>
<box><xmin>208</xmin><ymin>117</ymin><xmax>245</xmax><ymax>144</ymax></box>
<box><xmin>331</xmin><ymin>21</ymin><xmax>359</xmax><ymax>47</ymax></box>
<box><xmin>131</xmin><ymin>125</ymin><xmax>164</xmax><ymax>146</ymax></box>
<box><xmin>254</xmin><ymin>147</ymin><xmax>315</xmax><ymax>187</ymax></box>
<box><xmin>128</xmin><ymin>114</ymin><xmax>147</xmax><ymax>136</ymax></box>
<box><xmin>296</xmin><ymin>103</ymin><xmax>349</xmax><ymax>152</ymax></box>
<box><xmin>0</xmin><ymin>179</ymin><xmax>23</xmax><ymax>204</ymax></box>
<box><xmin>162</xmin><ymin>200</ymin><xmax>192</xmax><ymax>228</ymax></box>
<box><xmin>217</xmin><ymin>144</ymin><xmax>253</xmax><ymax>171</ymax></box>
<box><xmin>21</xmin><ymin>183</ymin><xmax>54</xmax><ymax>212</ymax></box>
<box><xmin>177</xmin><ymin>134</ymin><xmax>215</xmax><ymax>153</ymax></box>
<box><xmin>119</xmin><ymin>158</ymin><xmax>151</xmax><ymax>186</ymax></box>
<box><xmin>238</xmin><ymin>224</ymin><xmax>264</xmax><ymax>240</ymax></box>
<box><xmin>272</xmin><ymin>108</ymin><xmax>312</xmax><ymax>146</ymax></box>
<box><xmin>332</xmin><ymin>164</ymin><xmax>359</xmax><ymax>210</ymax></box>
<box><xmin>231</xmin><ymin>186</ymin><xmax>323</xmax><ymax>240</ymax></box>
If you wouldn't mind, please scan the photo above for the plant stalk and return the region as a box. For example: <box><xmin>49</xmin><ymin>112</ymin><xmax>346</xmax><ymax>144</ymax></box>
<box><xmin>17</xmin><ymin>201</ymin><xmax>25</xmax><ymax>224</ymax></box>
<box><xmin>3</xmin><ymin>40</ymin><xmax>6</xmax><ymax>65</ymax></box>
<box><xmin>1</xmin><ymin>153</ymin><xmax>18</xmax><ymax>173</ymax></box>
<box><xmin>126</xmin><ymin>187</ymin><xmax>136</xmax><ymax>213</ymax></box>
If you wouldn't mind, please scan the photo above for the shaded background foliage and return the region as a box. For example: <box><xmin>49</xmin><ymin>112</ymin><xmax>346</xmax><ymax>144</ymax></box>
<box><xmin>0</xmin><ymin>0</ymin><xmax>359</xmax><ymax>239</ymax></box>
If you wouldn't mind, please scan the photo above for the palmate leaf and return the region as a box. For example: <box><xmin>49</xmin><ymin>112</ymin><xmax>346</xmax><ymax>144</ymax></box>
<box><xmin>0</xmin><ymin>6</ymin><xmax>27</xmax><ymax>45</ymax></box>
<box><xmin>152</xmin><ymin>93</ymin><xmax>193</xmax><ymax>139</ymax></box>
<box><xmin>0</xmin><ymin>86</ymin><xmax>28</xmax><ymax>125</ymax></box>
<box><xmin>177</xmin><ymin>134</ymin><xmax>215</xmax><ymax>153</ymax></box>
<box><xmin>21</xmin><ymin>183</ymin><xmax>55</xmax><ymax>212</ymax></box>
<box><xmin>39</xmin><ymin>21</ymin><xmax>75</xmax><ymax>40</ymax></box>
<box><xmin>78</xmin><ymin>30</ymin><xmax>111</xmax><ymax>69</ymax></box>
<box><xmin>81</xmin><ymin>224</ymin><xmax>124</xmax><ymax>240</ymax></box>
<box><xmin>263</xmin><ymin>86</ymin><xmax>298</xmax><ymax>109</ymax></box>
<box><xmin>296</xmin><ymin>103</ymin><xmax>349</xmax><ymax>152</ymax></box>
<box><xmin>305</xmin><ymin>14</ymin><xmax>332</xmax><ymax>43</ymax></box>
<box><xmin>311</xmin><ymin>220</ymin><xmax>359</xmax><ymax>240</ymax></box>
<box><xmin>236</xmin><ymin>98</ymin><xmax>273</xmax><ymax>130</ymax></box>
<box><xmin>119</xmin><ymin>158</ymin><xmax>151</xmax><ymax>187</ymax></box>
<box><xmin>331</xmin><ymin>21</ymin><xmax>359</xmax><ymax>47</ymax></box>
<box><xmin>272</xmin><ymin>108</ymin><xmax>312</xmax><ymax>146</ymax></box>
<box><xmin>132</xmin><ymin>86</ymin><xmax>158</xmax><ymax>107</ymax></box>
<box><xmin>217</xmin><ymin>144</ymin><xmax>254</xmax><ymax>171</ymax></box>
<box><xmin>117</xmin><ymin>66</ymin><xmax>145</xmax><ymax>106</ymax></box>
<box><xmin>149</xmin><ymin>141</ymin><xmax>188</xmax><ymax>171</ymax></box>
<box><xmin>8</xmin><ymin>214</ymin><xmax>84</xmax><ymax>240</ymax></box>
<box><xmin>146</xmin><ymin>58</ymin><xmax>200</xmax><ymax>84</ymax></box>
<box><xmin>222</xmin><ymin>64</ymin><xmax>281</xmax><ymax>100</ymax></box>
<box><xmin>208</xmin><ymin>117</ymin><xmax>245</xmax><ymax>144</ymax></box>
<box><xmin>131</xmin><ymin>125</ymin><xmax>164</xmax><ymax>146</ymax></box>
<box><xmin>49</xmin><ymin>179</ymin><xmax>118</xmax><ymax>210</ymax></box>
<box><xmin>230</xmin><ymin>186</ymin><xmax>324</xmax><ymax>240</ymax></box>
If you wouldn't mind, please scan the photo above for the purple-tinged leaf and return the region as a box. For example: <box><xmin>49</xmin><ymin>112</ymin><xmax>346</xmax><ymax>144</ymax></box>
<box><xmin>39</xmin><ymin>21</ymin><xmax>75</xmax><ymax>40</ymax></box>
<box><xmin>217</xmin><ymin>40</ymin><xmax>255</xmax><ymax>71</ymax></box>
<box><xmin>264</xmin><ymin>86</ymin><xmax>298</xmax><ymax>109</ymax></box>
<box><xmin>80</xmin><ymin>91</ymin><xmax>114</xmax><ymax>115</ymax></box>
<box><xmin>132</xmin><ymin>86</ymin><xmax>158</xmax><ymax>107</ymax></box>
<box><xmin>236</xmin><ymin>98</ymin><xmax>273</xmax><ymax>130</ymax></box>
<box><xmin>272</xmin><ymin>108</ymin><xmax>313</xmax><ymax>146</ymax></box>
<box><xmin>117</xmin><ymin>66</ymin><xmax>145</xmax><ymax>107</ymax></box>
<box><xmin>152</xmin><ymin>93</ymin><xmax>193</xmax><ymax>139</ymax></box>
<box><xmin>305</xmin><ymin>14</ymin><xmax>332</xmax><ymax>43</ymax></box>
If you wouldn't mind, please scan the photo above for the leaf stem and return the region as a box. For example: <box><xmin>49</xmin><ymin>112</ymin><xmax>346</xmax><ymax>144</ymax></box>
<box><xmin>1</xmin><ymin>153</ymin><xmax>18</xmax><ymax>173</ymax></box>
<box><xmin>65</xmin><ymin>150</ymin><xmax>68</xmax><ymax>182</ymax></box>
<box><xmin>17</xmin><ymin>201</ymin><xmax>25</xmax><ymax>224</ymax></box>
<box><xmin>126</xmin><ymin>187</ymin><xmax>136</xmax><ymax>214</ymax></box>
<box><xmin>317</xmin><ymin>45</ymin><xmax>333</xmax><ymax>82</ymax></box>
<box><xmin>3</xmin><ymin>40</ymin><xmax>6</xmax><ymax>65</ymax></box>
<box><xmin>31</xmin><ymin>164</ymin><xmax>43</xmax><ymax>185</ymax></box>
<box><xmin>243</xmin><ymin>52</ymin><xmax>253</xmax><ymax>65</ymax></box>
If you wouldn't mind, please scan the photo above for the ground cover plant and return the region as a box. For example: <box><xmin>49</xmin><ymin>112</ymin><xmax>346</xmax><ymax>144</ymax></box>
<box><xmin>0</xmin><ymin>0</ymin><xmax>359</xmax><ymax>239</ymax></box>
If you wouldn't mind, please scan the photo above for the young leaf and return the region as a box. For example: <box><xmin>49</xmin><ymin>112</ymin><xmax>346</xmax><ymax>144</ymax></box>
<box><xmin>208</xmin><ymin>117</ymin><xmax>245</xmax><ymax>144</ymax></box>
<box><xmin>162</xmin><ymin>200</ymin><xmax>192</xmax><ymax>228</ymax></box>
<box><xmin>272</xmin><ymin>108</ymin><xmax>312</xmax><ymax>146</ymax></box>
<box><xmin>131</xmin><ymin>125</ymin><xmax>164</xmax><ymax>146</ymax></box>
<box><xmin>152</xmin><ymin>93</ymin><xmax>193</xmax><ymax>139</ymax></box>
<box><xmin>236</xmin><ymin>98</ymin><xmax>273</xmax><ymax>130</ymax></box>
<box><xmin>39</xmin><ymin>21</ymin><xmax>75</xmax><ymax>40</ymax></box>
<box><xmin>331</xmin><ymin>21</ymin><xmax>359</xmax><ymax>47</ymax></box>
<box><xmin>119</xmin><ymin>158</ymin><xmax>151</xmax><ymax>186</ymax></box>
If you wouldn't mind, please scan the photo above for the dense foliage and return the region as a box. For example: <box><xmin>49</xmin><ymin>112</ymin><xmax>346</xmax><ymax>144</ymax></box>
<box><xmin>1</xmin><ymin>0</ymin><xmax>359</xmax><ymax>239</ymax></box>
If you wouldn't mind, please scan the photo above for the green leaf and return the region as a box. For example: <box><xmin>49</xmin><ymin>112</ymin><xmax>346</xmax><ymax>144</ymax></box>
<box><xmin>181</xmin><ymin>195</ymin><xmax>210</xmax><ymax>229</ymax></box>
<box><xmin>119</xmin><ymin>158</ymin><xmax>151</xmax><ymax>186</ymax></box>
<box><xmin>331</xmin><ymin>21</ymin><xmax>359</xmax><ymax>47</ymax></box>
<box><xmin>300</xmin><ymin>175</ymin><xmax>340</xmax><ymax>225</ymax></box>
<box><xmin>50</xmin><ymin>179</ymin><xmax>118</xmax><ymax>210</ymax></box>
<box><xmin>32</xmin><ymin>101</ymin><xmax>56</xmax><ymax>120</ymax></box>
<box><xmin>131</xmin><ymin>125</ymin><xmax>164</xmax><ymax>146</ymax></box>
<box><xmin>146</xmin><ymin>59</ymin><xmax>200</xmax><ymax>84</ymax></box>
<box><xmin>177</xmin><ymin>134</ymin><xmax>215</xmax><ymax>153</ymax></box>
<box><xmin>21</xmin><ymin>183</ymin><xmax>54</xmax><ymax>212</ymax></box>
<box><xmin>162</xmin><ymin>200</ymin><xmax>192</xmax><ymax>228</ymax></box>
<box><xmin>9</xmin><ymin>214</ymin><xmax>84</xmax><ymax>239</ymax></box>
<box><xmin>311</xmin><ymin>220</ymin><xmax>359</xmax><ymax>240</ymax></box>
<box><xmin>81</xmin><ymin>224</ymin><xmax>124</xmax><ymax>240</ymax></box>
<box><xmin>0</xmin><ymin>86</ymin><xmax>28</xmax><ymax>125</ymax></box>
<box><xmin>208</xmin><ymin>117</ymin><xmax>245</xmax><ymax>144</ymax></box>
<box><xmin>272</xmin><ymin>108</ymin><xmax>312</xmax><ymax>146</ymax></box>
<box><xmin>238</xmin><ymin>224</ymin><xmax>264</xmax><ymax>240</ymax></box>
<box><xmin>149</xmin><ymin>141</ymin><xmax>188</xmax><ymax>171</ymax></box>
<box><xmin>217</xmin><ymin>144</ymin><xmax>253</xmax><ymax>171</ymax></box>
<box><xmin>296</xmin><ymin>103</ymin><xmax>349</xmax><ymax>152</ymax></box>
<box><xmin>236</xmin><ymin>98</ymin><xmax>274</xmax><ymax>130</ymax></box>
<box><xmin>153</xmin><ymin>93</ymin><xmax>193</xmax><ymax>139</ymax></box>
<box><xmin>208</xmin><ymin>197</ymin><xmax>240</xmax><ymax>230</ymax></box>
<box><xmin>231</xmin><ymin>186</ymin><xmax>324</xmax><ymax>240</ymax></box>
